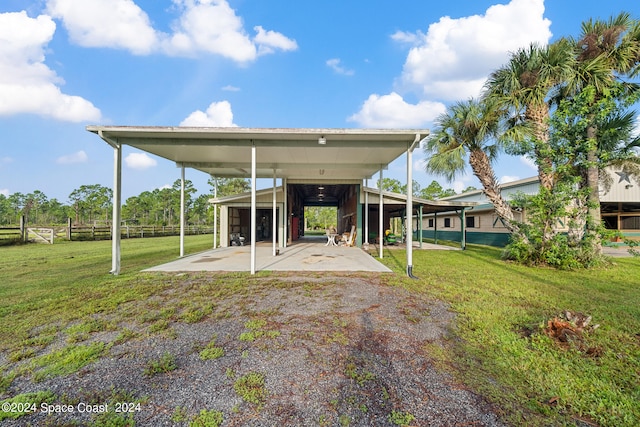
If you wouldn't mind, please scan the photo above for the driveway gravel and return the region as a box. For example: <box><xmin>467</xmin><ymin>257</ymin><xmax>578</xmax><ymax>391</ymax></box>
<box><xmin>3</xmin><ymin>274</ymin><xmax>506</xmax><ymax>426</ymax></box>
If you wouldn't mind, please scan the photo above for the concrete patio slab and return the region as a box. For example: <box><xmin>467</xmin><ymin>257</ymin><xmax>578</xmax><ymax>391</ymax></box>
<box><xmin>144</xmin><ymin>237</ymin><xmax>393</xmax><ymax>273</ymax></box>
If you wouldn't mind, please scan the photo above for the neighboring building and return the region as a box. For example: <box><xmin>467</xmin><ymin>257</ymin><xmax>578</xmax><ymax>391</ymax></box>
<box><xmin>420</xmin><ymin>166</ymin><xmax>640</xmax><ymax>247</ymax></box>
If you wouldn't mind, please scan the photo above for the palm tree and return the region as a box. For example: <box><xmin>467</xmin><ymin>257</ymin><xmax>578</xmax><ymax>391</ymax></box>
<box><xmin>423</xmin><ymin>98</ymin><xmax>522</xmax><ymax>236</ymax></box>
<box><xmin>483</xmin><ymin>40</ymin><xmax>575</xmax><ymax>190</ymax></box>
<box><xmin>566</xmin><ymin>12</ymin><xmax>640</xmax><ymax>250</ymax></box>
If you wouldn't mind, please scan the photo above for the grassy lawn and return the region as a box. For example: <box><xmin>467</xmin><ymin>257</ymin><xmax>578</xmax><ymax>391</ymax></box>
<box><xmin>0</xmin><ymin>236</ymin><xmax>638</xmax><ymax>426</ymax></box>
<box><xmin>380</xmin><ymin>246</ymin><xmax>640</xmax><ymax>426</ymax></box>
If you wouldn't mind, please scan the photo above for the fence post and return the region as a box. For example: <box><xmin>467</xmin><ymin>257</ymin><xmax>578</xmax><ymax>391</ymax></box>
<box><xmin>20</xmin><ymin>215</ymin><xmax>26</xmax><ymax>242</ymax></box>
<box><xmin>67</xmin><ymin>218</ymin><xmax>72</xmax><ymax>240</ymax></box>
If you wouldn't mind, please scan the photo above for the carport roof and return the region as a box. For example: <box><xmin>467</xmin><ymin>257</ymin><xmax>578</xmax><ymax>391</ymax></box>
<box><xmin>87</xmin><ymin>126</ymin><xmax>427</xmax><ymax>180</ymax></box>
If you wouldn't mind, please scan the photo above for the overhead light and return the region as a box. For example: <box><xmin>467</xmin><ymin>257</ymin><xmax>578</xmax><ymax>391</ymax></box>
<box><xmin>318</xmin><ymin>186</ymin><xmax>325</xmax><ymax>190</ymax></box>
<box><xmin>318</xmin><ymin>193</ymin><xmax>324</xmax><ymax>198</ymax></box>
<box><xmin>318</xmin><ymin>136</ymin><xmax>327</xmax><ymax>145</ymax></box>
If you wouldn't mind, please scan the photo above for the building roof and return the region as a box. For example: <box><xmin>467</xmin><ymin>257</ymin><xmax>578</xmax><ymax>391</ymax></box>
<box><xmin>87</xmin><ymin>126</ymin><xmax>428</xmax><ymax>180</ymax></box>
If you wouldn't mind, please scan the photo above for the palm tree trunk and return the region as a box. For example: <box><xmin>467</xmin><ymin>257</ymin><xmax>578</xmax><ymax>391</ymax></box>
<box><xmin>526</xmin><ymin>104</ymin><xmax>554</xmax><ymax>190</ymax></box>
<box><xmin>585</xmin><ymin>124</ymin><xmax>602</xmax><ymax>254</ymax></box>
<box><xmin>468</xmin><ymin>149</ymin><xmax>523</xmax><ymax>238</ymax></box>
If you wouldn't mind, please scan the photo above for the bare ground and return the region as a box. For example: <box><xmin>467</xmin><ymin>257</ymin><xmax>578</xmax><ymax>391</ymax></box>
<box><xmin>3</xmin><ymin>274</ymin><xmax>506</xmax><ymax>426</ymax></box>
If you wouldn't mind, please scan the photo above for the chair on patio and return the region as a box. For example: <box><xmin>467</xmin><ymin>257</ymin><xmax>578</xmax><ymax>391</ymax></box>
<box><xmin>342</xmin><ymin>225</ymin><xmax>356</xmax><ymax>247</ymax></box>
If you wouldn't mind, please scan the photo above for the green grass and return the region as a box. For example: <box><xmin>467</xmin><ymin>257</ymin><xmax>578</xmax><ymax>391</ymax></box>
<box><xmin>0</xmin><ymin>236</ymin><xmax>638</xmax><ymax>426</ymax></box>
<box><xmin>378</xmin><ymin>245</ymin><xmax>640</xmax><ymax>427</ymax></box>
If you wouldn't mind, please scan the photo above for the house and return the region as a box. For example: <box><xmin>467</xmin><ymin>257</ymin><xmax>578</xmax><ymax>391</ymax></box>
<box><xmin>420</xmin><ymin>166</ymin><xmax>640</xmax><ymax>246</ymax></box>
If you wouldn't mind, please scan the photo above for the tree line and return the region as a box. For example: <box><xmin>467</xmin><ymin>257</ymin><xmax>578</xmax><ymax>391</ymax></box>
<box><xmin>423</xmin><ymin>12</ymin><xmax>640</xmax><ymax>267</ymax></box>
<box><xmin>1</xmin><ymin>175</ymin><xmax>467</xmax><ymax>228</ymax></box>
<box><xmin>0</xmin><ymin>178</ymin><xmax>251</xmax><ymax>227</ymax></box>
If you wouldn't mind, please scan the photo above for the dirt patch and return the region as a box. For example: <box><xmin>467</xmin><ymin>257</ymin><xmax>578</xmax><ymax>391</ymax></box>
<box><xmin>3</xmin><ymin>275</ymin><xmax>505</xmax><ymax>426</ymax></box>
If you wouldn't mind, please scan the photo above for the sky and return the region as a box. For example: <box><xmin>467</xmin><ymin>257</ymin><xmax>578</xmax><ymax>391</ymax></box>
<box><xmin>2</xmin><ymin>0</ymin><xmax>640</xmax><ymax>203</ymax></box>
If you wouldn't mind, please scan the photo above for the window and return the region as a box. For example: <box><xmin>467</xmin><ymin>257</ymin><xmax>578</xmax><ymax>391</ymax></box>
<box><xmin>621</xmin><ymin>216</ymin><xmax>640</xmax><ymax>230</ymax></box>
<box><xmin>466</xmin><ymin>216</ymin><xmax>477</xmax><ymax>228</ymax></box>
<box><xmin>428</xmin><ymin>218</ymin><xmax>434</xmax><ymax>228</ymax></box>
<box><xmin>444</xmin><ymin>218</ymin><xmax>453</xmax><ymax>228</ymax></box>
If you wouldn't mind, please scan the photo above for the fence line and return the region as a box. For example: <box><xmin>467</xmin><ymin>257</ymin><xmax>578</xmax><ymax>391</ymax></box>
<box><xmin>0</xmin><ymin>217</ymin><xmax>212</xmax><ymax>245</ymax></box>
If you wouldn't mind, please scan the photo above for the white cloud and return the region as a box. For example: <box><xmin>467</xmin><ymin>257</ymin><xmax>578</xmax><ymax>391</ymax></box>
<box><xmin>56</xmin><ymin>150</ymin><xmax>88</xmax><ymax>164</ymax></box>
<box><xmin>0</xmin><ymin>189</ymin><xmax>9</xmax><ymax>196</ymax></box>
<box><xmin>222</xmin><ymin>85</ymin><xmax>240</xmax><ymax>92</ymax></box>
<box><xmin>44</xmin><ymin>0</ymin><xmax>296</xmax><ymax>63</ymax></box>
<box><xmin>164</xmin><ymin>0</ymin><xmax>297</xmax><ymax>62</ymax></box>
<box><xmin>46</xmin><ymin>0</ymin><xmax>157</xmax><ymax>55</ymax></box>
<box><xmin>0</xmin><ymin>11</ymin><xmax>101</xmax><ymax>122</ymax></box>
<box><xmin>520</xmin><ymin>155</ymin><xmax>537</xmax><ymax>170</ymax></box>
<box><xmin>326</xmin><ymin>58</ymin><xmax>354</xmax><ymax>76</ymax></box>
<box><xmin>348</xmin><ymin>92</ymin><xmax>445</xmax><ymax>128</ymax></box>
<box><xmin>0</xmin><ymin>157</ymin><xmax>13</xmax><ymax>166</ymax></box>
<box><xmin>180</xmin><ymin>101</ymin><xmax>238</xmax><ymax>127</ymax></box>
<box><xmin>125</xmin><ymin>152</ymin><xmax>157</xmax><ymax>170</ymax></box>
<box><xmin>397</xmin><ymin>0</ymin><xmax>551</xmax><ymax>101</ymax></box>
<box><xmin>254</xmin><ymin>25</ymin><xmax>298</xmax><ymax>56</ymax></box>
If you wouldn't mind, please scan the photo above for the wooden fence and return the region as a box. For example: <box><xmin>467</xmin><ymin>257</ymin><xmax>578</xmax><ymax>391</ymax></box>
<box><xmin>0</xmin><ymin>217</ymin><xmax>212</xmax><ymax>245</ymax></box>
<box><xmin>70</xmin><ymin>224</ymin><xmax>213</xmax><ymax>241</ymax></box>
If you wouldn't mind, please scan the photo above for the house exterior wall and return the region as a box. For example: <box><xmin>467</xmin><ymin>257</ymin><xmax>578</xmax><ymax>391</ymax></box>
<box><xmin>422</xmin><ymin>167</ymin><xmax>640</xmax><ymax>247</ymax></box>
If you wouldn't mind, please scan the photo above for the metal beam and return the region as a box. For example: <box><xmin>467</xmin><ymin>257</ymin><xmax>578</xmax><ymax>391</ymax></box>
<box><xmin>179</xmin><ymin>162</ymin><xmax>386</xmax><ymax>170</ymax></box>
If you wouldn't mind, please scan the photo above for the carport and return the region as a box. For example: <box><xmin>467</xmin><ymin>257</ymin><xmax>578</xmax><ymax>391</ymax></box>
<box><xmin>87</xmin><ymin>127</ymin><xmax>428</xmax><ymax>276</ymax></box>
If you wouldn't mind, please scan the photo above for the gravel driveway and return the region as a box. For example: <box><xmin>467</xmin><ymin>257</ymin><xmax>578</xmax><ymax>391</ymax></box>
<box><xmin>3</xmin><ymin>274</ymin><xmax>506</xmax><ymax>426</ymax></box>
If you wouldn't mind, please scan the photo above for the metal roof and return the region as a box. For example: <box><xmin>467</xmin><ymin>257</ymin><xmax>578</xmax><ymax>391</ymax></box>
<box><xmin>87</xmin><ymin>126</ymin><xmax>428</xmax><ymax>180</ymax></box>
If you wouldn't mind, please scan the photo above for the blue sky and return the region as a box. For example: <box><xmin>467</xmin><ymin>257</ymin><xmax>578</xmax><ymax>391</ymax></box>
<box><xmin>1</xmin><ymin>0</ymin><xmax>640</xmax><ymax>202</ymax></box>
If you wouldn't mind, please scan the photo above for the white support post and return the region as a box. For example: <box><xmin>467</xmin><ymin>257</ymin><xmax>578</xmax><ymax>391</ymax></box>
<box><xmin>379</xmin><ymin>168</ymin><xmax>384</xmax><ymax>259</ymax></box>
<box><xmin>364</xmin><ymin>179</ymin><xmax>369</xmax><ymax>245</ymax></box>
<box><xmin>460</xmin><ymin>208</ymin><xmax>467</xmax><ymax>250</ymax></box>
<box><xmin>272</xmin><ymin>169</ymin><xmax>277</xmax><ymax>256</ymax></box>
<box><xmin>250</xmin><ymin>143</ymin><xmax>257</xmax><ymax>274</ymax></box>
<box><xmin>406</xmin><ymin>134</ymin><xmax>420</xmax><ymax>278</ymax></box>
<box><xmin>213</xmin><ymin>177</ymin><xmax>218</xmax><ymax>249</ymax></box>
<box><xmin>180</xmin><ymin>164</ymin><xmax>185</xmax><ymax>258</ymax></box>
<box><xmin>283</xmin><ymin>177</ymin><xmax>288</xmax><ymax>248</ymax></box>
<box><xmin>419</xmin><ymin>205</ymin><xmax>423</xmax><ymax>249</ymax></box>
<box><xmin>111</xmin><ymin>143</ymin><xmax>122</xmax><ymax>275</ymax></box>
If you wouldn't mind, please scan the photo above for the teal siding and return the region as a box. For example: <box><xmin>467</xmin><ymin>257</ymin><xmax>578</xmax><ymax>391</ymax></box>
<box><xmin>422</xmin><ymin>230</ymin><xmax>511</xmax><ymax>247</ymax></box>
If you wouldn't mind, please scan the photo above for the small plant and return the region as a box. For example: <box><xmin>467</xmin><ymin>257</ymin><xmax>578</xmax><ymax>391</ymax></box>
<box><xmin>345</xmin><ymin>362</ymin><xmax>375</xmax><ymax>386</ymax></box>
<box><xmin>144</xmin><ymin>352</ymin><xmax>176</xmax><ymax>376</ymax></box>
<box><xmin>148</xmin><ymin>319</ymin><xmax>169</xmax><ymax>333</ymax></box>
<box><xmin>171</xmin><ymin>406</ymin><xmax>188</xmax><ymax>423</ymax></box>
<box><xmin>339</xmin><ymin>414</ymin><xmax>351</xmax><ymax>426</ymax></box>
<box><xmin>199</xmin><ymin>338</ymin><xmax>224</xmax><ymax>360</ymax></box>
<box><xmin>190</xmin><ymin>409</ymin><xmax>223</xmax><ymax>427</ymax></box>
<box><xmin>233</xmin><ymin>371</ymin><xmax>267</xmax><ymax>406</ymax></box>
<box><xmin>239</xmin><ymin>318</ymin><xmax>280</xmax><ymax>342</ymax></box>
<box><xmin>388</xmin><ymin>410</ymin><xmax>416</xmax><ymax>426</ymax></box>
<box><xmin>114</xmin><ymin>328</ymin><xmax>138</xmax><ymax>345</ymax></box>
